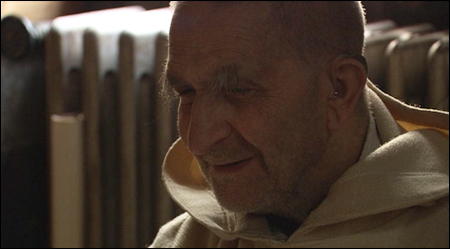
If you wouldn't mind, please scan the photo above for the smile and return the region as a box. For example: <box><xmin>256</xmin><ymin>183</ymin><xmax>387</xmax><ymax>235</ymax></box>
<box><xmin>212</xmin><ymin>157</ymin><xmax>254</xmax><ymax>173</ymax></box>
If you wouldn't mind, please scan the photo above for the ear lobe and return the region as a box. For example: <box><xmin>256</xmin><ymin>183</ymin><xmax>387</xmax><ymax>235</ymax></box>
<box><xmin>326</xmin><ymin>56</ymin><xmax>367</xmax><ymax>131</ymax></box>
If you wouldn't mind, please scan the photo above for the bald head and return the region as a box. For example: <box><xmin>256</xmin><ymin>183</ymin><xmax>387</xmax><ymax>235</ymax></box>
<box><xmin>270</xmin><ymin>2</ymin><xmax>366</xmax><ymax>64</ymax></box>
<box><xmin>170</xmin><ymin>1</ymin><xmax>366</xmax><ymax>67</ymax></box>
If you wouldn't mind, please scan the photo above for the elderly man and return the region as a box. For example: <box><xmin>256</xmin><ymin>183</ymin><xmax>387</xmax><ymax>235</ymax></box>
<box><xmin>151</xmin><ymin>1</ymin><xmax>449</xmax><ymax>248</ymax></box>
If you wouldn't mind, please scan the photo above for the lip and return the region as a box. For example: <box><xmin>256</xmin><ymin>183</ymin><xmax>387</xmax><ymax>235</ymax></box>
<box><xmin>212</xmin><ymin>157</ymin><xmax>254</xmax><ymax>173</ymax></box>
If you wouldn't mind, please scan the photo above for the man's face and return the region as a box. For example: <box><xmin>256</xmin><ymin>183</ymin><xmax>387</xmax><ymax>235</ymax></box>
<box><xmin>167</xmin><ymin>3</ymin><xmax>329</xmax><ymax>215</ymax></box>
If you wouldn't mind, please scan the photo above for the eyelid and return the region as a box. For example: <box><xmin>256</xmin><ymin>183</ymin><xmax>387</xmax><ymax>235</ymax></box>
<box><xmin>227</xmin><ymin>87</ymin><xmax>254</xmax><ymax>95</ymax></box>
<box><xmin>172</xmin><ymin>83</ymin><xmax>194</xmax><ymax>95</ymax></box>
<box><xmin>165</xmin><ymin>75</ymin><xmax>192</xmax><ymax>96</ymax></box>
<box><xmin>178</xmin><ymin>88</ymin><xmax>195</xmax><ymax>96</ymax></box>
<box><xmin>177</xmin><ymin>87</ymin><xmax>196</xmax><ymax>106</ymax></box>
<box><xmin>225</xmin><ymin>79</ymin><xmax>258</xmax><ymax>95</ymax></box>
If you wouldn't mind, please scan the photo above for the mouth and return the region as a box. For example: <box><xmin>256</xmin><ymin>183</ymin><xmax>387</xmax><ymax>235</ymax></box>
<box><xmin>211</xmin><ymin>157</ymin><xmax>254</xmax><ymax>173</ymax></box>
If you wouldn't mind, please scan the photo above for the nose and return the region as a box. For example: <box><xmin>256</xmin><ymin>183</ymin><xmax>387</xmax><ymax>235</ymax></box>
<box><xmin>187</xmin><ymin>95</ymin><xmax>231</xmax><ymax>156</ymax></box>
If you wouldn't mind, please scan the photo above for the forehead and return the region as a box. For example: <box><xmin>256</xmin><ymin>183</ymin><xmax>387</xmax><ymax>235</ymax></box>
<box><xmin>170</xmin><ymin>2</ymin><xmax>272</xmax><ymax>39</ymax></box>
<box><xmin>168</xmin><ymin>3</ymin><xmax>278</xmax><ymax>78</ymax></box>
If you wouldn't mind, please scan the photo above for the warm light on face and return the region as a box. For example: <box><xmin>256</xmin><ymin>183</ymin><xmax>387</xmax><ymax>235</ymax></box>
<box><xmin>168</xmin><ymin>3</ymin><xmax>329</xmax><ymax>215</ymax></box>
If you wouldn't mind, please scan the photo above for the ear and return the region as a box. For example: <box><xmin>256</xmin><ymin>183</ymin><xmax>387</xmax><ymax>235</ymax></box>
<box><xmin>327</xmin><ymin>55</ymin><xmax>367</xmax><ymax>131</ymax></box>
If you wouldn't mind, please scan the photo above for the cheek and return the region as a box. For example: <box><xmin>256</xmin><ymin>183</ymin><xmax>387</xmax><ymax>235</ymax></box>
<box><xmin>237</xmin><ymin>95</ymin><xmax>325</xmax><ymax>163</ymax></box>
<box><xmin>233</xmin><ymin>89</ymin><xmax>297</xmax><ymax>151</ymax></box>
<box><xmin>232</xmin><ymin>104</ymin><xmax>279</xmax><ymax>158</ymax></box>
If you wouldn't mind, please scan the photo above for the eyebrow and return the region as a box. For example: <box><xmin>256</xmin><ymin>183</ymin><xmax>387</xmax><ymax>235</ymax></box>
<box><xmin>164</xmin><ymin>63</ymin><xmax>242</xmax><ymax>94</ymax></box>
<box><xmin>211</xmin><ymin>63</ymin><xmax>240</xmax><ymax>92</ymax></box>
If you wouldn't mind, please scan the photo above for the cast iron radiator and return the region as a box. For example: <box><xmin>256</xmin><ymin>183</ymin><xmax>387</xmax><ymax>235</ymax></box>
<box><xmin>2</xmin><ymin>6</ymin><xmax>180</xmax><ymax>248</ymax></box>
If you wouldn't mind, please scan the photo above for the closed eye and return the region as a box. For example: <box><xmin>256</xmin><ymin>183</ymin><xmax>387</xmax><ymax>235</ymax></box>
<box><xmin>227</xmin><ymin>88</ymin><xmax>255</xmax><ymax>97</ymax></box>
<box><xmin>230</xmin><ymin>88</ymin><xmax>251</xmax><ymax>94</ymax></box>
<box><xmin>176</xmin><ymin>88</ymin><xmax>196</xmax><ymax>105</ymax></box>
<box><xmin>178</xmin><ymin>88</ymin><xmax>195</xmax><ymax>97</ymax></box>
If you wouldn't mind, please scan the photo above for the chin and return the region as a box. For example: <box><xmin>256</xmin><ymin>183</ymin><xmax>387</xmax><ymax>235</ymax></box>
<box><xmin>218</xmin><ymin>199</ymin><xmax>257</xmax><ymax>213</ymax></box>
<box><xmin>211</xmin><ymin>183</ymin><xmax>271</xmax><ymax>214</ymax></box>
